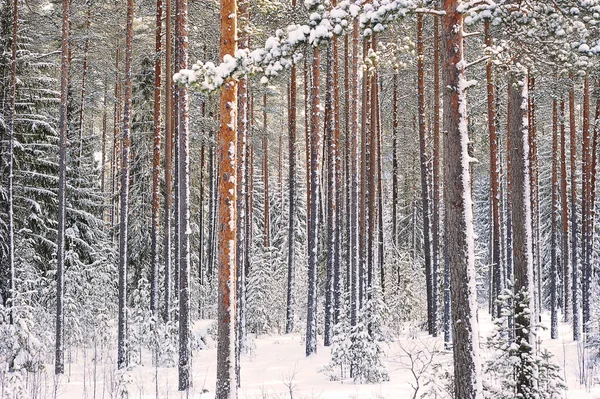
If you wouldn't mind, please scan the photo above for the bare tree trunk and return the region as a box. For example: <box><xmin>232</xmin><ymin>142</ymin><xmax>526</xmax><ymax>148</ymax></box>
<box><xmin>163</xmin><ymin>0</ymin><xmax>174</xmax><ymax>322</ymax></box>
<box><xmin>111</xmin><ymin>49</ymin><xmax>121</xmax><ymax>232</ymax></box>
<box><xmin>582</xmin><ymin>74</ymin><xmax>592</xmax><ymax>333</ymax></box>
<box><xmin>560</xmin><ymin>98</ymin><xmax>571</xmax><ymax>322</ymax></box>
<box><xmin>349</xmin><ymin>19</ymin><xmax>360</xmax><ymax>326</ymax></box>
<box><xmin>235</xmin><ymin>0</ymin><xmax>249</xmax><ymax>384</ymax></box>
<box><xmin>508</xmin><ymin>69</ymin><xmax>535</xmax><ymax>398</ymax></box>
<box><xmin>286</xmin><ymin>25</ymin><xmax>297</xmax><ymax>334</ymax></box>
<box><xmin>101</xmin><ymin>83</ymin><xmax>108</xmax><ymax>222</ymax></box>
<box><xmin>150</xmin><ymin>0</ymin><xmax>163</xmax><ymax>317</ymax></box>
<box><xmin>176</xmin><ymin>0</ymin><xmax>191</xmax><ymax>389</ymax></box>
<box><xmin>263</xmin><ymin>93</ymin><xmax>270</xmax><ymax>248</ymax></box>
<box><xmin>569</xmin><ymin>72</ymin><xmax>581</xmax><ymax>341</ymax></box>
<box><xmin>6</xmin><ymin>0</ymin><xmax>18</xmax><ymax>327</ymax></box>
<box><xmin>392</xmin><ymin>70</ymin><xmax>399</xmax><ymax>249</ymax></box>
<box><xmin>441</xmin><ymin>1</ymin><xmax>481</xmax><ymax>397</ymax></box>
<box><xmin>359</xmin><ymin>36</ymin><xmax>370</xmax><ymax>310</ymax></box>
<box><xmin>77</xmin><ymin>5</ymin><xmax>92</xmax><ymax>166</ymax></box>
<box><xmin>431</xmin><ymin>15</ymin><xmax>441</xmax><ymax>333</ymax></box>
<box><xmin>417</xmin><ymin>15</ymin><xmax>434</xmax><ymax>335</ymax></box>
<box><xmin>485</xmin><ymin>20</ymin><xmax>501</xmax><ymax>319</ymax></box>
<box><xmin>117</xmin><ymin>0</ymin><xmax>135</xmax><ymax>370</ymax></box>
<box><xmin>306</xmin><ymin>46</ymin><xmax>321</xmax><ymax>357</ymax></box>
<box><xmin>551</xmin><ymin>94</ymin><xmax>559</xmax><ymax>339</ymax></box>
<box><xmin>216</xmin><ymin>0</ymin><xmax>238</xmax><ymax>393</ymax></box>
<box><xmin>55</xmin><ymin>0</ymin><xmax>70</xmax><ymax>374</ymax></box>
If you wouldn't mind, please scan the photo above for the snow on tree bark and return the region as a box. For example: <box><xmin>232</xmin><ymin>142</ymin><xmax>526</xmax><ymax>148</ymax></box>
<box><xmin>551</xmin><ymin>94</ymin><xmax>559</xmax><ymax>339</ymax></box>
<box><xmin>569</xmin><ymin>72</ymin><xmax>581</xmax><ymax>342</ymax></box>
<box><xmin>441</xmin><ymin>0</ymin><xmax>482</xmax><ymax>397</ymax></box>
<box><xmin>508</xmin><ymin>68</ymin><xmax>536</xmax><ymax>398</ymax></box>
<box><xmin>117</xmin><ymin>0</ymin><xmax>135</xmax><ymax>370</ymax></box>
<box><xmin>7</xmin><ymin>0</ymin><xmax>17</xmax><ymax>328</ymax></box>
<box><xmin>216</xmin><ymin>0</ymin><xmax>238</xmax><ymax>393</ymax></box>
<box><xmin>306</xmin><ymin>46</ymin><xmax>321</xmax><ymax>357</ymax></box>
<box><xmin>560</xmin><ymin>98</ymin><xmax>571</xmax><ymax>323</ymax></box>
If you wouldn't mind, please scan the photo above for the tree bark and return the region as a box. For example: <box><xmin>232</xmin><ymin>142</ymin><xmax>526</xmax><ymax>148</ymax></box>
<box><xmin>216</xmin><ymin>0</ymin><xmax>238</xmax><ymax>393</ymax></box>
<box><xmin>560</xmin><ymin>98</ymin><xmax>571</xmax><ymax>322</ymax></box>
<box><xmin>582</xmin><ymin>74</ymin><xmax>591</xmax><ymax>333</ymax></box>
<box><xmin>117</xmin><ymin>0</ymin><xmax>135</xmax><ymax>370</ymax></box>
<box><xmin>551</xmin><ymin>94</ymin><xmax>559</xmax><ymax>339</ymax></box>
<box><xmin>150</xmin><ymin>0</ymin><xmax>163</xmax><ymax>317</ymax></box>
<box><xmin>508</xmin><ymin>69</ymin><xmax>535</xmax><ymax>398</ymax></box>
<box><xmin>306</xmin><ymin>46</ymin><xmax>321</xmax><ymax>357</ymax></box>
<box><xmin>286</xmin><ymin>49</ymin><xmax>297</xmax><ymax>334</ymax></box>
<box><xmin>263</xmin><ymin>93</ymin><xmax>270</xmax><ymax>248</ymax></box>
<box><xmin>417</xmin><ymin>15</ymin><xmax>434</xmax><ymax>335</ymax></box>
<box><xmin>569</xmin><ymin>72</ymin><xmax>581</xmax><ymax>341</ymax></box>
<box><xmin>431</xmin><ymin>15</ymin><xmax>441</xmax><ymax>333</ymax></box>
<box><xmin>163</xmin><ymin>0</ymin><xmax>174</xmax><ymax>322</ymax></box>
<box><xmin>441</xmin><ymin>1</ymin><xmax>481</xmax><ymax>397</ymax></box>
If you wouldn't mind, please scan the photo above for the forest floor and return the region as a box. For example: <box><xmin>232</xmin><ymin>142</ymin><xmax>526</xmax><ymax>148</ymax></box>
<box><xmin>27</xmin><ymin>314</ymin><xmax>600</xmax><ymax>399</ymax></box>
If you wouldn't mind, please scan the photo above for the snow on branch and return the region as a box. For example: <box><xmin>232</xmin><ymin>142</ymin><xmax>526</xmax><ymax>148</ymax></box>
<box><xmin>175</xmin><ymin>0</ymin><xmax>420</xmax><ymax>92</ymax></box>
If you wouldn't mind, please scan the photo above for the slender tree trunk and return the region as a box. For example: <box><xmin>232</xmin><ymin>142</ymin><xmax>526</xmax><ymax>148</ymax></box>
<box><xmin>367</xmin><ymin>34</ymin><xmax>378</xmax><ymax>304</ymax></box>
<box><xmin>560</xmin><ymin>98</ymin><xmax>571</xmax><ymax>322</ymax></box>
<box><xmin>569</xmin><ymin>72</ymin><xmax>581</xmax><ymax>341</ymax></box>
<box><xmin>485</xmin><ymin>21</ymin><xmax>501</xmax><ymax>319</ymax></box>
<box><xmin>332</xmin><ymin>10</ymin><xmax>342</xmax><ymax>327</ymax></box>
<box><xmin>101</xmin><ymin>84</ymin><xmax>108</xmax><ymax>221</ymax></box>
<box><xmin>77</xmin><ymin>5</ymin><xmax>91</xmax><ymax>166</ymax></box>
<box><xmin>506</xmin><ymin>80</ymin><xmax>514</xmax><ymax>336</ymax></box>
<box><xmin>392</xmin><ymin>69</ymin><xmax>399</xmax><ymax>249</ymax></box>
<box><xmin>359</xmin><ymin>35</ymin><xmax>370</xmax><ymax>310</ymax></box>
<box><xmin>111</xmin><ymin>49</ymin><xmax>121</xmax><ymax>231</ymax></box>
<box><xmin>324</xmin><ymin>39</ymin><xmax>336</xmax><ymax>347</ymax></box>
<box><xmin>163</xmin><ymin>0</ymin><xmax>174</xmax><ymax>322</ymax></box>
<box><xmin>6</xmin><ymin>0</ymin><xmax>18</xmax><ymax>327</ymax></box>
<box><xmin>216</xmin><ymin>0</ymin><xmax>238</xmax><ymax>393</ymax></box>
<box><xmin>509</xmin><ymin>69</ymin><xmax>535</xmax><ymax>398</ymax></box>
<box><xmin>349</xmin><ymin>19</ymin><xmax>360</xmax><ymax>327</ymax></box>
<box><xmin>376</xmin><ymin>79</ymin><xmax>384</xmax><ymax>295</ymax></box>
<box><xmin>117</xmin><ymin>0</ymin><xmax>135</xmax><ymax>370</ymax></box>
<box><xmin>263</xmin><ymin>93</ymin><xmax>270</xmax><ymax>248</ymax></box>
<box><xmin>55</xmin><ymin>0</ymin><xmax>70</xmax><ymax>375</ymax></box>
<box><xmin>528</xmin><ymin>74</ymin><xmax>541</xmax><ymax>323</ymax></box>
<box><xmin>306</xmin><ymin>46</ymin><xmax>321</xmax><ymax>357</ymax></box>
<box><xmin>417</xmin><ymin>15</ymin><xmax>434</xmax><ymax>335</ymax></box>
<box><xmin>431</xmin><ymin>15</ymin><xmax>441</xmax><ymax>334</ymax></box>
<box><xmin>286</xmin><ymin>35</ymin><xmax>297</xmax><ymax>334</ymax></box>
<box><xmin>150</xmin><ymin>0</ymin><xmax>163</xmax><ymax>317</ymax></box>
<box><xmin>582</xmin><ymin>74</ymin><xmax>592</xmax><ymax>333</ymax></box>
<box><xmin>176</xmin><ymin>0</ymin><xmax>191</xmax><ymax>389</ymax></box>
<box><xmin>551</xmin><ymin>94</ymin><xmax>559</xmax><ymax>339</ymax></box>
<box><xmin>235</xmin><ymin>0</ymin><xmax>249</xmax><ymax>383</ymax></box>
<box><xmin>441</xmin><ymin>1</ymin><xmax>481</xmax><ymax>397</ymax></box>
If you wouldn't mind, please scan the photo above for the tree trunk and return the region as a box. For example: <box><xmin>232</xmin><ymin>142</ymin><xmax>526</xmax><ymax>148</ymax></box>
<box><xmin>349</xmin><ymin>18</ymin><xmax>360</xmax><ymax>326</ymax></box>
<box><xmin>551</xmin><ymin>94</ymin><xmax>559</xmax><ymax>339</ymax></box>
<box><xmin>216</xmin><ymin>0</ymin><xmax>238</xmax><ymax>393</ymax></box>
<box><xmin>235</xmin><ymin>0</ymin><xmax>249</xmax><ymax>383</ymax></box>
<box><xmin>392</xmin><ymin>69</ymin><xmax>399</xmax><ymax>249</ymax></box>
<box><xmin>441</xmin><ymin>1</ymin><xmax>481</xmax><ymax>397</ymax></box>
<box><xmin>6</xmin><ymin>0</ymin><xmax>18</xmax><ymax>327</ymax></box>
<box><xmin>150</xmin><ymin>0</ymin><xmax>163</xmax><ymax>317</ymax></box>
<box><xmin>485</xmin><ymin>21</ymin><xmax>501</xmax><ymax>320</ymax></box>
<box><xmin>286</xmin><ymin>49</ymin><xmax>297</xmax><ymax>334</ymax></box>
<box><xmin>569</xmin><ymin>72</ymin><xmax>581</xmax><ymax>341</ymax></box>
<box><xmin>431</xmin><ymin>15</ymin><xmax>441</xmax><ymax>333</ymax></box>
<box><xmin>508</xmin><ymin>69</ymin><xmax>535</xmax><ymax>398</ymax></box>
<box><xmin>417</xmin><ymin>15</ymin><xmax>434</xmax><ymax>335</ymax></box>
<box><xmin>77</xmin><ymin>6</ymin><xmax>92</xmax><ymax>166</ymax></box>
<box><xmin>582</xmin><ymin>74</ymin><xmax>591</xmax><ymax>333</ymax></box>
<box><xmin>163</xmin><ymin>0</ymin><xmax>174</xmax><ymax>322</ymax></box>
<box><xmin>176</xmin><ymin>0</ymin><xmax>191</xmax><ymax>390</ymax></box>
<box><xmin>55</xmin><ymin>0</ymin><xmax>70</xmax><ymax>375</ymax></box>
<box><xmin>306</xmin><ymin>46</ymin><xmax>321</xmax><ymax>357</ymax></box>
<box><xmin>117</xmin><ymin>0</ymin><xmax>135</xmax><ymax>370</ymax></box>
<box><xmin>263</xmin><ymin>93</ymin><xmax>270</xmax><ymax>248</ymax></box>
<box><xmin>560</xmin><ymin>98</ymin><xmax>571</xmax><ymax>322</ymax></box>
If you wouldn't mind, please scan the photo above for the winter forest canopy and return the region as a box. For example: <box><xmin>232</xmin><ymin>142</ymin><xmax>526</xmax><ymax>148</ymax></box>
<box><xmin>3</xmin><ymin>0</ymin><xmax>600</xmax><ymax>398</ymax></box>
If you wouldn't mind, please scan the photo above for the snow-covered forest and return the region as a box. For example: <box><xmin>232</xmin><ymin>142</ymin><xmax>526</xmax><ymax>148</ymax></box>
<box><xmin>1</xmin><ymin>0</ymin><xmax>600</xmax><ymax>398</ymax></box>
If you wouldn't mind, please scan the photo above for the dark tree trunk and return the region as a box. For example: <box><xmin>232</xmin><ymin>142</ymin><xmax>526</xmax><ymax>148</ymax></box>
<box><xmin>263</xmin><ymin>93</ymin><xmax>270</xmax><ymax>248</ymax></box>
<box><xmin>286</xmin><ymin>53</ymin><xmax>297</xmax><ymax>334</ymax></box>
<box><xmin>551</xmin><ymin>94</ymin><xmax>559</xmax><ymax>339</ymax></box>
<box><xmin>150</xmin><ymin>0</ymin><xmax>163</xmax><ymax>317</ymax></box>
<box><xmin>306</xmin><ymin>46</ymin><xmax>321</xmax><ymax>357</ymax></box>
<box><xmin>117</xmin><ymin>0</ymin><xmax>135</xmax><ymax>370</ymax></box>
<box><xmin>569</xmin><ymin>73</ymin><xmax>581</xmax><ymax>341</ymax></box>
<box><xmin>582</xmin><ymin>74</ymin><xmax>592</xmax><ymax>333</ymax></box>
<box><xmin>417</xmin><ymin>15</ymin><xmax>434</xmax><ymax>335</ymax></box>
<box><xmin>560</xmin><ymin>98</ymin><xmax>571</xmax><ymax>322</ymax></box>
<box><xmin>431</xmin><ymin>15</ymin><xmax>441</xmax><ymax>333</ymax></box>
<box><xmin>163</xmin><ymin>0</ymin><xmax>174</xmax><ymax>322</ymax></box>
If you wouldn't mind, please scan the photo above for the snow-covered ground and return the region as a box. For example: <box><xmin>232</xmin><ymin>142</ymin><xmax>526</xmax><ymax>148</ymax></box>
<box><xmin>18</xmin><ymin>314</ymin><xmax>600</xmax><ymax>398</ymax></box>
